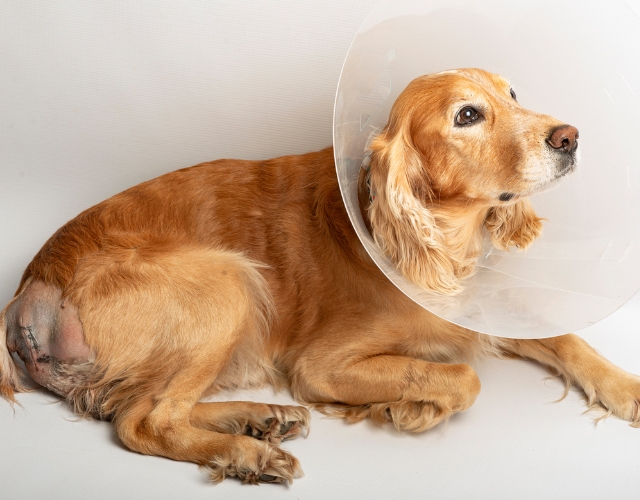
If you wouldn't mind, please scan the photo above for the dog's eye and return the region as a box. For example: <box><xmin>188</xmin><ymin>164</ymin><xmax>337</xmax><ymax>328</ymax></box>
<box><xmin>455</xmin><ymin>106</ymin><xmax>481</xmax><ymax>126</ymax></box>
<box><xmin>510</xmin><ymin>88</ymin><xmax>517</xmax><ymax>101</ymax></box>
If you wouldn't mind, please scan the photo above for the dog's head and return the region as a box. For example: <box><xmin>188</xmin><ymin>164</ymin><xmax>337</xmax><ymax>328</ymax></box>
<box><xmin>366</xmin><ymin>68</ymin><xmax>578</xmax><ymax>295</ymax></box>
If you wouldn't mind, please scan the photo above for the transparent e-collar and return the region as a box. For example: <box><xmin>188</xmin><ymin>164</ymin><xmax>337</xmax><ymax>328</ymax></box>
<box><xmin>334</xmin><ymin>0</ymin><xmax>640</xmax><ymax>338</ymax></box>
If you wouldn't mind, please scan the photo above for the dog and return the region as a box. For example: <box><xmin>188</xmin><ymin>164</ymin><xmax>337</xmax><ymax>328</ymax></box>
<box><xmin>2</xmin><ymin>68</ymin><xmax>639</xmax><ymax>484</ymax></box>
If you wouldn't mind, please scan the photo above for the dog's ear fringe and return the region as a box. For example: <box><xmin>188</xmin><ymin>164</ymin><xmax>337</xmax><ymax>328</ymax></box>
<box><xmin>367</xmin><ymin>129</ymin><xmax>463</xmax><ymax>296</ymax></box>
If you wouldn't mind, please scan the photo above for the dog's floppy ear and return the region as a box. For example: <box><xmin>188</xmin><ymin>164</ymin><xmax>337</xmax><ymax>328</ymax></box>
<box><xmin>484</xmin><ymin>199</ymin><xmax>543</xmax><ymax>251</ymax></box>
<box><xmin>367</xmin><ymin>124</ymin><xmax>463</xmax><ymax>295</ymax></box>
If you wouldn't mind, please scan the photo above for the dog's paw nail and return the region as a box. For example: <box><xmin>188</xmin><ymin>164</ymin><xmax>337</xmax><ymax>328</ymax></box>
<box><xmin>243</xmin><ymin>423</ymin><xmax>265</xmax><ymax>439</ymax></box>
<box><xmin>259</xmin><ymin>474</ymin><xmax>279</xmax><ymax>482</ymax></box>
<box><xmin>279</xmin><ymin>421</ymin><xmax>294</xmax><ymax>434</ymax></box>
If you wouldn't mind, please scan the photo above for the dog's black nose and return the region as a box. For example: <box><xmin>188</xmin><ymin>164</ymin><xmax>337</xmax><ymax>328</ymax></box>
<box><xmin>547</xmin><ymin>125</ymin><xmax>579</xmax><ymax>153</ymax></box>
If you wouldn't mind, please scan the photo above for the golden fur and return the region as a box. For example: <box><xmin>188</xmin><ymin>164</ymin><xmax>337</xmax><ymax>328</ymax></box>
<box><xmin>2</xmin><ymin>68</ymin><xmax>640</xmax><ymax>484</ymax></box>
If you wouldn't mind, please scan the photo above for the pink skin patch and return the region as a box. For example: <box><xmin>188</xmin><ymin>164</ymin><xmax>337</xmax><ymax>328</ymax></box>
<box><xmin>5</xmin><ymin>280</ymin><xmax>91</xmax><ymax>396</ymax></box>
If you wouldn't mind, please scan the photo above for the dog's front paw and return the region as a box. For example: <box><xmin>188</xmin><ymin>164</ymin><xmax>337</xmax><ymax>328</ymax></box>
<box><xmin>583</xmin><ymin>371</ymin><xmax>640</xmax><ymax>425</ymax></box>
<box><xmin>485</xmin><ymin>199</ymin><xmax>543</xmax><ymax>251</ymax></box>
<box><xmin>205</xmin><ymin>437</ymin><xmax>303</xmax><ymax>484</ymax></box>
<box><xmin>315</xmin><ymin>399</ymin><xmax>457</xmax><ymax>433</ymax></box>
<box><xmin>506</xmin><ymin>215</ymin><xmax>543</xmax><ymax>250</ymax></box>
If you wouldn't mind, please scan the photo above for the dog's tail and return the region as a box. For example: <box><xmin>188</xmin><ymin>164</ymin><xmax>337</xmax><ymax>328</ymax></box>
<box><xmin>0</xmin><ymin>292</ymin><xmax>29</xmax><ymax>403</ymax></box>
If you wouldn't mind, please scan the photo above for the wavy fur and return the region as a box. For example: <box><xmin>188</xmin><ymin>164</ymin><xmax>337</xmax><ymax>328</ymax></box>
<box><xmin>3</xmin><ymin>69</ymin><xmax>639</xmax><ymax>485</ymax></box>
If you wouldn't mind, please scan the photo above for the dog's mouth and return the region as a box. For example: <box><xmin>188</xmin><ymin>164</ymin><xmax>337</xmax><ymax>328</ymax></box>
<box><xmin>555</xmin><ymin>151</ymin><xmax>578</xmax><ymax>177</ymax></box>
<box><xmin>503</xmin><ymin>152</ymin><xmax>578</xmax><ymax>202</ymax></box>
<box><xmin>547</xmin><ymin>154</ymin><xmax>578</xmax><ymax>188</ymax></box>
<box><xmin>498</xmin><ymin>192</ymin><xmax>516</xmax><ymax>202</ymax></box>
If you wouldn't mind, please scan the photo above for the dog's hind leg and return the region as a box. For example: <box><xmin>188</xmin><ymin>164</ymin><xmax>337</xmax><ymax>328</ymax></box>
<box><xmin>6</xmin><ymin>240</ymin><xmax>303</xmax><ymax>483</ymax></box>
<box><xmin>190</xmin><ymin>401</ymin><xmax>310</xmax><ymax>445</ymax></box>
<box><xmin>113</xmin><ymin>359</ymin><xmax>303</xmax><ymax>484</ymax></box>
<box><xmin>63</xmin><ymin>242</ymin><xmax>305</xmax><ymax>483</ymax></box>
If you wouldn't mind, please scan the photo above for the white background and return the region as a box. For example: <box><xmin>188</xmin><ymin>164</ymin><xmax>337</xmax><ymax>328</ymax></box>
<box><xmin>2</xmin><ymin>1</ymin><xmax>640</xmax><ymax>498</ymax></box>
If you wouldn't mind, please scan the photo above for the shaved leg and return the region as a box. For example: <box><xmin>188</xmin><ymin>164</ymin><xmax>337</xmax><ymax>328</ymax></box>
<box><xmin>5</xmin><ymin>280</ymin><xmax>92</xmax><ymax>396</ymax></box>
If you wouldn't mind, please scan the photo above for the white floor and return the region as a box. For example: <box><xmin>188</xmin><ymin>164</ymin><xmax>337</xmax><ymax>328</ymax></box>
<box><xmin>3</xmin><ymin>1</ymin><xmax>640</xmax><ymax>498</ymax></box>
<box><xmin>3</xmin><ymin>300</ymin><xmax>640</xmax><ymax>499</ymax></box>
